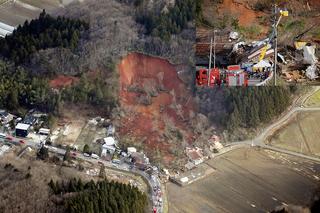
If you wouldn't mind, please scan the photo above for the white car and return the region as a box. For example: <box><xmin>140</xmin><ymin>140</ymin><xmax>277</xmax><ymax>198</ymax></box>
<box><xmin>91</xmin><ymin>154</ymin><xmax>100</xmax><ymax>159</ymax></box>
<box><xmin>83</xmin><ymin>153</ymin><xmax>90</xmax><ymax>157</ymax></box>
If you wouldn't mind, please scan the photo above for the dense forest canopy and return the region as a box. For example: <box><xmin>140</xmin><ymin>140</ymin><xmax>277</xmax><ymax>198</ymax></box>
<box><xmin>49</xmin><ymin>178</ymin><xmax>148</xmax><ymax>213</ymax></box>
<box><xmin>0</xmin><ymin>10</ymin><xmax>89</xmax><ymax>64</ymax></box>
<box><xmin>0</xmin><ymin>61</ymin><xmax>58</xmax><ymax>112</ymax></box>
<box><xmin>135</xmin><ymin>0</ymin><xmax>195</xmax><ymax>40</ymax></box>
<box><xmin>198</xmin><ymin>86</ymin><xmax>296</xmax><ymax>132</ymax></box>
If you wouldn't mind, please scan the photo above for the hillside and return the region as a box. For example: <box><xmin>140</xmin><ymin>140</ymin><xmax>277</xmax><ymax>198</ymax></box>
<box><xmin>0</xmin><ymin>0</ymin><xmax>197</xmax><ymax>167</ymax></box>
<box><xmin>117</xmin><ymin>53</ymin><xmax>206</xmax><ymax>168</ymax></box>
<box><xmin>197</xmin><ymin>0</ymin><xmax>320</xmax><ymax>41</ymax></box>
<box><xmin>196</xmin><ymin>0</ymin><xmax>320</xmax><ymax>84</ymax></box>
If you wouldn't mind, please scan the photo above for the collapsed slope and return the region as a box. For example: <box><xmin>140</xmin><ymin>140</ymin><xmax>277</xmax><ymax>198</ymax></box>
<box><xmin>118</xmin><ymin>53</ymin><xmax>197</xmax><ymax>167</ymax></box>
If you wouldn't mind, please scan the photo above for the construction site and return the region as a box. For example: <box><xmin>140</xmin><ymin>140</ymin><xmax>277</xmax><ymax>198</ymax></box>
<box><xmin>196</xmin><ymin>0</ymin><xmax>320</xmax><ymax>86</ymax></box>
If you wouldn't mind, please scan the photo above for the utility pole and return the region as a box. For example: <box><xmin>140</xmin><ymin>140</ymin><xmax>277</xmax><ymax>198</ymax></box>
<box><xmin>274</xmin><ymin>3</ymin><xmax>278</xmax><ymax>86</ymax></box>
<box><xmin>213</xmin><ymin>30</ymin><xmax>216</xmax><ymax>69</ymax></box>
<box><xmin>208</xmin><ymin>37</ymin><xmax>213</xmax><ymax>86</ymax></box>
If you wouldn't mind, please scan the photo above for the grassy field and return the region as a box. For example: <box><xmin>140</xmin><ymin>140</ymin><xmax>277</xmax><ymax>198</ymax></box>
<box><xmin>167</xmin><ymin>148</ymin><xmax>320</xmax><ymax>213</ymax></box>
<box><xmin>268</xmin><ymin>111</ymin><xmax>320</xmax><ymax>157</ymax></box>
<box><xmin>304</xmin><ymin>89</ymin><xmax>320</xmax><ymax>107</ymax></box>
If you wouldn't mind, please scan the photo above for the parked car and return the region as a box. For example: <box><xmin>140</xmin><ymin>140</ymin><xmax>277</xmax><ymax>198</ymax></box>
<box><xmin>19</xmin><ymin>140</ymin><xmax>25</xmax><ymax>144</ymax></box>
<box><xmin>91</xmin><ymin>154</ymin><xmax>100</xmax><ymax>159</ymax></box>
<box><xmin>5</xmin><ymin>135</ymin><xmax>13</xmax><ymax>141</ymax></box>
<box><xmin>83</xmin><ymin>153</ymin><xmax>90</xmax><ymax>157</ymax></box>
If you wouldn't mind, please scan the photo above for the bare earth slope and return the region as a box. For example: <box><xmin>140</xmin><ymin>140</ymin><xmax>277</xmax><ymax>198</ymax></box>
<box><xmin>118</xmin><ymin>52</ymin><xmax>196</xmax><ymax>166</ymax></box>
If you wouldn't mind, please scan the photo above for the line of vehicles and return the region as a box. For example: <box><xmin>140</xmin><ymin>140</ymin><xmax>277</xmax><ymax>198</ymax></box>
<box><xmin>0</xmin><ymin>133</ymin><xmax>25</xmax><ymax>144</ymax></box>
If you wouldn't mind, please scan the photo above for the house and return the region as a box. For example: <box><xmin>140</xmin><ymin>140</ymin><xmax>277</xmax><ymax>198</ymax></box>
<box><xmin>15</xmin><ymin>123</ymin><xmax>31</xmax><ymax>137</ymax></box>
<box><xmin>101</xmin><ymin>137</ymin><xmax>116</xmax><ymax>156</ymax></box>
<box><xmin>0</xmin><ymin>110</ymin><xmax>13</xmax><ymax>124</ymax></box>
<box><xmin>23</xmin><ymin>115</ymin><xmax>37</xmax><ymax>125</ymax></box>
<box><xmin>186</xmin><ymin>147</ymin><xmax>204</xmax><ymax>166</ymax></box>
<box><xmin>131</xmin><ymin>152</ymin><xmax>150</xmax><ymax>170</ymax></box>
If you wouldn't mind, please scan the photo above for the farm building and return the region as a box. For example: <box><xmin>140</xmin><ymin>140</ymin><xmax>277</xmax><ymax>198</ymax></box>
<box><xmin>15</xmin><ymin>123</ymin><xmax>30</xmax><ymax>137</ymax></box>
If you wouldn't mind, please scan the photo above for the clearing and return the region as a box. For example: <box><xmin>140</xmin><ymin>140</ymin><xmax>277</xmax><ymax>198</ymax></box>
<box><xmin>267</xmin><ymin>111</ymin><xmax>320</xmax><ymax>157</ymax></box>
<box><xmin>167</xmin><ymin>148</ymin><xmax>320</xmax><ymax>213</ymax></box>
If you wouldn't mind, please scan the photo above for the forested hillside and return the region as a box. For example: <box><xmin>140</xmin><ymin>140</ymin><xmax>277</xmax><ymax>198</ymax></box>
<box><xmin>0</xmin><ymin>61</ymin><xmax>116</xmax><ymax>115</ymax></box>
<box><xmin>49</xmin><ymin>178</ymin><xmax>147</xmax><ymax>213</ymax></box>
<box><xmin>0</xmin><ymin>10</ymin><xmax>88</xmax><ymax>64</ymax></box>
<box><xmin>135</xmin><ymin>0</ymin><xmax>194</xmax><ymax>41</ymax></box>
<box><xmin>197</xmin><ymin>86</ymin><xmax>297</xmax><ymax>140</ymax></box>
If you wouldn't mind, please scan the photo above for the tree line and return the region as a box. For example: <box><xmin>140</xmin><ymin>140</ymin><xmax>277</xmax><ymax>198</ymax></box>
<box><xmin>224</xmin><ymin>87</ymin><xmax>294</xmax><ymax>130</ymax></box>
<box><xmin>0</xmin><ymin>9</ymin><xmax>89</xmax><ymax>64</ymax></box>
<box><xmin>197</xmin><ymin>86</ymin><xmax>296</xmax><ymax>132</ymax></box>
<box><xmin>48</xmin><ymin>178</ymin><xmax>147</xmax><ymax>213</ymax></box>
<box><xmin>135</xmin><ymin>0</ymin><xmax>195</xmax><ymax>40</ymax></box>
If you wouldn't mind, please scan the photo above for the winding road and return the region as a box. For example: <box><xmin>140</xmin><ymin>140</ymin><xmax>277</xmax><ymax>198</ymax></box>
<box><xmin>226</xmin><ymin>87</ymin><xmax>320</xmax><ymax>163</ymax></box>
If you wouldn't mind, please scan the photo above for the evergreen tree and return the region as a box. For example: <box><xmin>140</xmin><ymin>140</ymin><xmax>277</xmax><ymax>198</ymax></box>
<box><xmin>99</xmin><ymin>165</ymin><xmax>106</xmax><ymax>178</ymax></box>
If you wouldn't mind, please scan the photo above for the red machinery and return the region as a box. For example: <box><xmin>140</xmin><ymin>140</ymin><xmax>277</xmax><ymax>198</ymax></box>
<box><xmin>196</xmin><ymin>68</ymin><xmax>220</xmax><ymax>86</ymax></box>
<box><xmin>196</xmin><ymin>69</ymin><xmax>208</xmax><ymax>86</ymax></box>
<box><xmin>209</xmin><ymin>68</ymin><xmax>220</xmax><ymax>86</ymax></box>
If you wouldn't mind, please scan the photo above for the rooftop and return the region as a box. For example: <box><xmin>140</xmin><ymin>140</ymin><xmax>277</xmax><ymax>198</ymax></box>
<box><xmin>16</xmin><ymin>123</ymin><xmax>31</xmax><ymax>130</ymax></box>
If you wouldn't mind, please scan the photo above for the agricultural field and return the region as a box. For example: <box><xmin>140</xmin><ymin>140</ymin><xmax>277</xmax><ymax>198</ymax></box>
<box><xmin>0</xmin><ymin>0</ymin><xmax>77</xmax><ymax>26</ymax></box>
<box><xmin>167</xmin><ymin>148</ymin><xmax>320</xmax><ymax>213</ymax></box>
<box><xmin>268</xmin><ymin>111</ymin><xmax>320</xmax><ymax>157</ymax></box>
<box><xmin>304</xmin><ymin>89</ymin><xmax>320</xmax><ymax>107</ymax></box>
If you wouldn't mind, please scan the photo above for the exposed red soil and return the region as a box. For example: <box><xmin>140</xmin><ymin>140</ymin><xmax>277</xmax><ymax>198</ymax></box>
<box><xmin>49</xmin><ymin>75</ymin><xmax>79</xmax><ymax>89</ymax></box>
<box><xmin>118</xmin><ymin>53</ymin><xmax>195</xmax><ymax>165</ymax></box>
<box><xmin>218</xmin><ymin>0</ymin><xmax>264</xmax><ymax>27</ymax></box>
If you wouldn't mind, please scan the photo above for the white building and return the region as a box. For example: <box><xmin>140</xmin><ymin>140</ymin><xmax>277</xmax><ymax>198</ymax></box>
<box><xmin>101</xmin><ymin>137</ymin><xmax>116</xmax><ymax>156</ymax></box>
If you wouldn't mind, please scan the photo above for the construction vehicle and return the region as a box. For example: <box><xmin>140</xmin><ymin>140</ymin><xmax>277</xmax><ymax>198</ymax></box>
<box><xmin>258</xmin><ymin>8</ymin><xmax>289</xmax><ymax>62</ymax></box>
